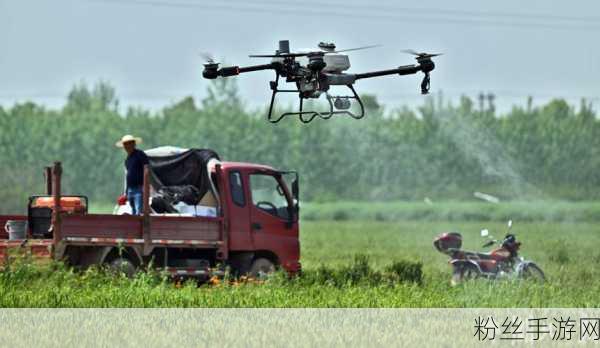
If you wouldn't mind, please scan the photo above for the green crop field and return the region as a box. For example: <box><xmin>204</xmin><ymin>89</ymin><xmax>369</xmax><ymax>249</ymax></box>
<box><xmin>1</xmin><ymin>217</ymin><xmax>599</xmax><ymax>308</ymax></box>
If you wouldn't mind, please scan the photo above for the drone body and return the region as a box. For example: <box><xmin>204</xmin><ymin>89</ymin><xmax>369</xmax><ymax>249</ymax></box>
<box><xmin>202</xmin><ymin>40</ymin><xmax>440</xmax><ymax>123</ymax></box>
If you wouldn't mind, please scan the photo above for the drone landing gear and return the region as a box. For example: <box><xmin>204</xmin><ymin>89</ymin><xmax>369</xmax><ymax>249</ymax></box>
<box><xmin>267</xmin><ymin>73</ymin><xmax>364</xmax><ymax>124</ymax></box>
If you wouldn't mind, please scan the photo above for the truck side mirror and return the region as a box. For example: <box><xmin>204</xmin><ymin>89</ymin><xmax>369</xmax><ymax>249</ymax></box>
<box><xmin>292</xmin><ymin>179</ymin><xmax>299</xmax><ymax>205</ymax></box>
<box><xmin>284</xmin><ymin>179</ymin><xmax>299</xmax><ymax>227</ymax></box>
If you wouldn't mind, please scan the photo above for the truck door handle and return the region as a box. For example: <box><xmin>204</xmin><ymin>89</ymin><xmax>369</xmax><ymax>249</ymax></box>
<box><xmin>251</xmin><ymin>222</ymin><xmax>262</xmax><ymax>231</ymax></box>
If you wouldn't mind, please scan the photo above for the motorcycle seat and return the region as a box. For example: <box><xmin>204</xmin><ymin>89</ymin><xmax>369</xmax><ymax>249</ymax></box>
<box><xmin>463</xmin><ymin>251</ymin><xmax>495</xmax><ymax>260</ymax></box>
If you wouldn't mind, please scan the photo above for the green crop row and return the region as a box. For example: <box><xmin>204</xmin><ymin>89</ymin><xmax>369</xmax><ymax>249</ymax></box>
<box><xmin>0</xmin><ymin>221</ymin><xmax>599</xmax><ymax>307</ymax></box>
<box><xmin>300</xmin><ymin>201</ymin><xmax>600</xmax><ymax>223</ymax></box>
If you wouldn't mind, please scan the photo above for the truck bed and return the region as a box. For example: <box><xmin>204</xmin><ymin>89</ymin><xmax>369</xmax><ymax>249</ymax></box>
<box><xmin>0</xmin><ymin>213</ymin><xmax>224</xmax><ymax>265</ymax></box>
<box><xmin>60</xmin><ymin>214</ymin><xmax>224</xmax><ymax>247</ymax></box>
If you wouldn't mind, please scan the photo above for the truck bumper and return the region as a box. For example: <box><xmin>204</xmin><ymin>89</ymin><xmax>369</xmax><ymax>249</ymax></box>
<box><xmin>282</xmin><ymin>260</ymin><xmax>302</xmax><ymax>274</ymax></box>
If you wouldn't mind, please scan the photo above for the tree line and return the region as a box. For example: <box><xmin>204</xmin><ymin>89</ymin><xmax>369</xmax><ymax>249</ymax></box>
<box><xmin>1</xmin><ymin>80</ymin><xmax>598</xmax><ymax>213</ymax></box>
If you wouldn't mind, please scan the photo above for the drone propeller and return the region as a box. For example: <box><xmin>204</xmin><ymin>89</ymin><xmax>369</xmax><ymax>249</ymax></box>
<box><xmin>200</xmin><ymin>52</ymin><xmax>218</xmax><ymax>65</ymax></box>
<box><xmin>332</xmin><ymin>44</ymin><xmax>381</xmax><ymax>53</ymax></box>
<box><xmin>249</xmin><ymin>44</ymin><xmax>381</xmax><ymax>58</ymax></box>
<box><xmin>402</xmin><ymin>49</ymin><xmax>443</xmax><ymax>59</ymax></box>
<box><xmin>249</xmin><ymin>53</ymin><xmax>304</xmax><ymax>58</ymax></box>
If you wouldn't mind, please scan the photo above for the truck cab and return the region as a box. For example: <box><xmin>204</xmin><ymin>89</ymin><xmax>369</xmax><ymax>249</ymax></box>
<box><xmin>215</xmin><ymin>161</ymin><xmax>300</xmax><ymax>275</ymax></box>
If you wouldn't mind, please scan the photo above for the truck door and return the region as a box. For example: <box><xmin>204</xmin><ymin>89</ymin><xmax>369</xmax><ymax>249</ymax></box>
<box><xmin>226</xmin><ymin>170</ymin><xmax>253</xmax><ymax>249</ymax></box>
<box><xmin>248</xmin><ymin>173</ymin><xmax>295</xmax><ymax>246</ymax></box>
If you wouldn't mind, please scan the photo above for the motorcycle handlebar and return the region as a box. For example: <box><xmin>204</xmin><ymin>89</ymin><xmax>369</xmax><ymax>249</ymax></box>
<box><xmin>482</xmin><ymin>240</ymin><xmax>496</xmax><ymax>248</ymax></box>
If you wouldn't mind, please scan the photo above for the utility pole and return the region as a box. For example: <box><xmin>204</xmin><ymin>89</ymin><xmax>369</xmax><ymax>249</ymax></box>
<box><xmin>486</xmin><ymin>93</ymin><xmax>496</xmax><ymax>114</ymax></box>
<box><xmin>478</xmin><ymin>92</ymin><xmax>485</xmax><ymax>113</ymax></box>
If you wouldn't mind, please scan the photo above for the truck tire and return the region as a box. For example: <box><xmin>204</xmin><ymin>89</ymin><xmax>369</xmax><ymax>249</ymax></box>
<box><xmin>249</xmin><ymin>258</ymin><xmax>275</xmax><ymax>280</ymax></box>
<box><xmin>228</xmin><ymin>252</ymin><xmax>254</xmax><ymax>277</ymax></box>
<box><xmin>109</xmin><ymin>257</ymin><xmax>137</xmax><ymax>278</ymax></box>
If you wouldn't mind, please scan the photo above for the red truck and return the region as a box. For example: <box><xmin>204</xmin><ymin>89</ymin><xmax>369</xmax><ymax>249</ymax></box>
<box><xmin>0</xmin><ymin>148</ymin><xmax>301</xmax><ymax>279</ymax></box>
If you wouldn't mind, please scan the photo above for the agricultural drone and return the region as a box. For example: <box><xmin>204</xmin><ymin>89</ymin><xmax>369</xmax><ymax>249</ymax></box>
<box><xmin>202</xmin><ymin>40</ymin><xmax>441</xmax><ymax>123</ymax></box>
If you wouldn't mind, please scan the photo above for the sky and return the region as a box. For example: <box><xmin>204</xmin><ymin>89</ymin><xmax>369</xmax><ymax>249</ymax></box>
<box><xmin>1</xmin><ymin>0</ymin><xmax>599</xmax><ymax>113</ymax></box>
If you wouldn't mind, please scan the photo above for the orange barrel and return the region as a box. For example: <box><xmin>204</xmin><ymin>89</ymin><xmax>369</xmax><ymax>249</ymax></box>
<box><xmin>32</xmin><ymin>196</ymin><xmax>86</xmax><ymax>213</ymax></box>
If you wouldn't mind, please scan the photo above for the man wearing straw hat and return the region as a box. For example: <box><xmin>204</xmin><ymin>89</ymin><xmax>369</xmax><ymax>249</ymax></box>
<box><xmin>116</xmin><ymin>134</ymin><xmax>149</xmax><ymax>215</ymax></box>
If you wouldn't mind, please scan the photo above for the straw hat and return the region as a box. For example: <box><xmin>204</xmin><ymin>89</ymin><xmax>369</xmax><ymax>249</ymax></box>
<box><xmin>115</xmin><ymin>134</ymin><xmax>142</xmax><ymax>147</ymax></box>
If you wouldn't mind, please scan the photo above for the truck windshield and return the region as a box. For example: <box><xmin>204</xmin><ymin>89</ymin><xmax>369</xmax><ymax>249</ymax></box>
<box><xmin>250</xmin><ymin>174</ymin><xmax>289</xmax><ymax>220</ymax></box>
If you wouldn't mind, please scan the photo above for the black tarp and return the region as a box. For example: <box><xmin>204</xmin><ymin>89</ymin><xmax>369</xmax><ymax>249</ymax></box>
<box><xmin>147</xmin><ymin>149</ymin><xmax>219</xmax><ymax>200</ymax></box>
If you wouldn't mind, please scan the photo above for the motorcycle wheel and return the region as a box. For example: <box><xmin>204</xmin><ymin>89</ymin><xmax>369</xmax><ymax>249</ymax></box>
<box><xmin>451</xmin><ymin>263</ymin><xmax>480</xmax><ymax>285</ymax></box>
<box><xmin>520</xmin><ymin>263</ymin><xmax>545</xmax><ymax>282</ymax></box>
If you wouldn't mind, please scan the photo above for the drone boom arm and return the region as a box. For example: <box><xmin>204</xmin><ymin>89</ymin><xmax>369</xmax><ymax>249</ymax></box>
<box><xmin>203</xmin><ymin>63</ymin><xmax>276</xmax><ymax>79</ymax></box>
<box><xmin>354</xmin><ymin>64</ymin><xmax>421</xmax><ymax>80</ymax></box>
<box><xmin>354</xmin><ymin>58</ymin><xmax>436</xmax><ymax>94</ymax></box>
<box><xmin>238</xmin><ymin>63</ymin><xmax>277</xmax><ymax>74</ymax></box>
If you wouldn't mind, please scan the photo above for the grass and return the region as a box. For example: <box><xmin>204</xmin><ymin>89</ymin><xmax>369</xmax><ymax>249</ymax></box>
<box><xmin>92</xmin><ymin>200</ymin><xmax>600</xmax><ymax>223</ymax></box>
<box><xmin>301</xmin><ymin>200</ymin><xmax>600</xmax><ymax>223</ymax></box>
<box><xmin>1</xmin><ymin>219</ymin><xmax>600</xmax><ymax>307</ymax></box>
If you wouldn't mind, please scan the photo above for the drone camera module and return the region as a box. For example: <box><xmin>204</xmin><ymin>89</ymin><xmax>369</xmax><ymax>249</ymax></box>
<box><xmin>334</xmin><ymin>97</ymin><xmax>351</xmax><ymax>110</ymax></box>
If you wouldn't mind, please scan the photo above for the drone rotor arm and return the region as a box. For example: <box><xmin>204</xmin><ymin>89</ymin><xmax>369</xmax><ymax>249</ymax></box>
<box><xmin>353</xmin><ymin>58</ymin><xmax>436</xmax><ymax>94</ymax></box>
<box><xmin>203</xmin><ymin>63</ymin><xmax>277</xmax><ymax>79</ymax></box>
<box><xmin>354</xmin><ymin>65</ymin><xmax>421</xmax><ymax>80</ymax></box>
<box><xmin>239</xmin><ymin>63</ymin><xmax>278</xmax><ymax>73</ymax></box>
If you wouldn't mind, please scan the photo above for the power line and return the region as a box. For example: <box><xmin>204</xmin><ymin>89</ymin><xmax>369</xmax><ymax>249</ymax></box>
<box><xmin>209</xmin><ymin>0</ymin><xmax>600</xmax><ymax>24</ymax></box>
<box><xmin>86</xmin><ymin>0</ymin><xmax>600</xmax><ymax>32</ymax></box>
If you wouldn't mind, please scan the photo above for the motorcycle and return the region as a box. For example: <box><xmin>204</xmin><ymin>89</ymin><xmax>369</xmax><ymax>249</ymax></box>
<box><xmin>434</xmin><ymin>220</ymin><xmax>545</xmax><ymax>285</ymax></box>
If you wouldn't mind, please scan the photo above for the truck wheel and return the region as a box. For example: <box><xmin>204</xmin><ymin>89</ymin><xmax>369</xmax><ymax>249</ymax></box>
<box><xmin>249</xmin><ymin>258</ymin><xmax>275</xmax><ymax>280</ymax></box>
<box><xmin>109</xmin><ymin>257</ymin><xmax>137</xmax><ymax>278</ymax></box>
